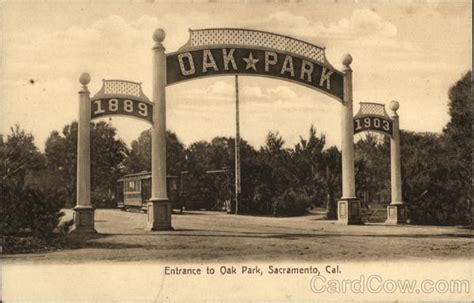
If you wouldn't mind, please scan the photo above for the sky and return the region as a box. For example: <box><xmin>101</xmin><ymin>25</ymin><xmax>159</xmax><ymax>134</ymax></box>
<box><xmin>0</xmin><ymin>0</ymin><xmax>471</xmax><ymax>151</ymax></box>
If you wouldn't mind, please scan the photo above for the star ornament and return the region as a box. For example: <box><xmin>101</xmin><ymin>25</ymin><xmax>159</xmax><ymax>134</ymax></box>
<box><xmin>243</xmin><ymin>52</ymin><xmax>259</xmax><ymax>71</ymax></box>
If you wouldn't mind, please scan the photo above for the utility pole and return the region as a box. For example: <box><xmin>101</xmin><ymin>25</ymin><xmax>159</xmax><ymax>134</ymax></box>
<box><xmin>235</xmin><ymin>75</ymin><xmax>241</xmax><ymax>214</ymax></box>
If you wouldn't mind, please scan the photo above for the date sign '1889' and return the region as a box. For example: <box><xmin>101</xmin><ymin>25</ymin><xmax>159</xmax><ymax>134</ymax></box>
<box><xmin>90</xmin><ymin>80</ymin><xmax>153</xmax><ymax>124</ymax></box>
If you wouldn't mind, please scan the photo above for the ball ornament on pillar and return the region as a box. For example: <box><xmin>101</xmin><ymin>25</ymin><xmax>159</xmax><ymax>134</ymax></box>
<box><xmin>153</xmin><ymin>28</ymin><xmax>166</xmax><ymax>42</ymax></box>
<box><xmin>342</xmin><ymin>54</ymin><xmax>353</xmax><ymax>66</ymax></box>
<box><xmin>79</xmin><ymin>73</ymin><xmax>90</xmax><ymax>86</ymax></box>
<box><xmin>389</xmin><ymin>100</ymin><xmax>400</xmax><ymax>112</ymax></box>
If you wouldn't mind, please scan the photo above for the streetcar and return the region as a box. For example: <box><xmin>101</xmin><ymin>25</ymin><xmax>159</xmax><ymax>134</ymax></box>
<box><xmin>116</xmin><ymin>171</ymin><xmax>180</xmax><ymax>211</ymax></box>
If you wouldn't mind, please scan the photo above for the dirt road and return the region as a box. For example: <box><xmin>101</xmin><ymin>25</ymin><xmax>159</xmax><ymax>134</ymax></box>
<box><xmin>3</xmin><ymin>209</ymin><xmax>472</xmax><ymax>262</ymax></box>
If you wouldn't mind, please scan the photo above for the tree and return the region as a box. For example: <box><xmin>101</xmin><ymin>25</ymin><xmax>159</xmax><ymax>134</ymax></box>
<box><xmin>442</xmin><ymin>71</ymin><xmax>471</xmax><ymax>225</ymax></box>
<box><xmin>1</xmin><ymin>125</ymin><xmax>44</xmax><ymax>186</ymax></box>
<box><xmin>124</xmin><ymin>129</ymin><xmax>186</xmax><ymax>176</ymax></box>
<box><xmin>45</xmin><ymin>121</ymin><xmax>128</xmax><ymax>208</ymax></box>
<box><xmin>293</xmin><ymin>125</ymin><xmax>326</xmax><ymax>206</ymax></box>
<box><xmin>261</xmin><ymin>130</ymin><xmax>313</xmax><ymax>216</ymax></box>
<box><xmin>291</xmin><ymin>126</ymin><xmax>341</xmax><ymax>219</ymax></box>
<box><xmin>354</xmin><ymin>133</ymin><xmax>390</xmax><ymax>206</ymax></box>
<box><xmin>348</xmin><ymin>72</ymin><xmax>471</xmax><ymax>225</ymax></box>
<box><xmin>237</xmin><ymin>138</ymin><xmax>267</xmax><ymax>214</ymax></box>
<box><xmin>166</xmin><ymin>131</ymin><xmax>186</xmax><ymax>176</ymax></box>
<box><xmin>400</xmin><ymin>131</ymin><xmax>455</xmax><ymax>225</ymax></box>
<box><xmin>207</xmin><ymin>137</ymin><xmax>234</xmax><ymax>210</ymax></box>
<box><xmin>400</xmin><ymin>71</ymin><xmax>472</xmax><ymax>226</ymax></box>
<box><xmin>181</xmin><ymin>136</ymin><xmax>269</xmax><ymax>214</ymax></box>
<box><xmin>90</xmin><ymin>121</ymin><xmax>128</xmax><ymax>208</ymax></box>
<box><xmin>322</xmin><ymin>146</ymin><xmax>341</xmax><ymax>219</ymax></box>
<box><xmin>184</xmin><ymin>141</ymin><xmax>214</xmax><ymax>210</ymax></box>
<box><xmin>443</xmin><ymin>71</ymin><xmax>471</xmax><ymax>159</ymax></box>
<box><xmin>1</xmin><ymin>125</ymin><xmax>64</xmax><ymax>237</ymax></box>
<box><xmin>261</xmin><ymin>131</ymin><xmax>293</xmax><ymax>197</ymax></box>
<box><xmin>44</xmin><ymin>125</ymin><xmax>77</xmax><ymax>207</ymax></box>
<box><xmin>125</xmin><ymin>129</ymin><xmax>151</xmax><ymax>174</ymax></box>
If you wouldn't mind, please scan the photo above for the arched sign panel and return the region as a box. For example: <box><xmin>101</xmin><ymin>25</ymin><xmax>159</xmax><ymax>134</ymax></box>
<box><xmin>166</xmin><ymin>29</ymin><xmax>344</xmax><ymax>101</ymax></box>
<box><xmin>90</xmin><ymin>80</ymin><xmax>153</xmax><ymax>124</ymax></box>
<box><xmin>166</xmin><ymin>48</ymin><xmax>344</xmax><ymax>100</ymax></box>
<box><xmin>91</xmin><ymin>98</ymin><xmax>153</xmax><ymax>123</ymax></box>
<box><xmin>353</xmin><ymin>102</ymin><xmax>393</xmax><ymax>137</ymax></box>
<box><xmin>353</xmin><ymin>115</ymin><xmax>393</xmax><ymax>136</ymax></box>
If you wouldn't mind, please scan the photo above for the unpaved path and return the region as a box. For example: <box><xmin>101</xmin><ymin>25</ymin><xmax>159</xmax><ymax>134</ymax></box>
<box><xmin>2</xmin><ymin>209</ymin><xmax>472</xmax><ymax>262</ymax></box>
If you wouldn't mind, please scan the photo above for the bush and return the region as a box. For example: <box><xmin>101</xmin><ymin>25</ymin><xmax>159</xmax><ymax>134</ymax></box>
<box><xmin>3</xmin><ymin>234</ymin><xmax>66</xmax><ymax>254</ymax></box>
<box><xmin>1</xmin><ymin>183</ymin><xmax>64</xmax><ymax>238</ymax></box>
<box><xmin>272</xmin><ymin>189</ymin><xmax>312</xmax><ymax>217</ymax></box>
<box><xmin>91</xmin><ymin>190</ymin><xmax>116</xmax><ymax>209</ymax></box>
<box><xmin>401</xmin><ymin>131</ymin><xmax>471</xmax><ymax>226</ymax></box>
<box><xmin>1</xmin><ymin>126</ymin><xmax>65</xmax><ymax>239</ymax></box>
<box><xmin>406</xmin><ymin>183</ymin><xmax>471</xmax><ymax>226</ymax></box>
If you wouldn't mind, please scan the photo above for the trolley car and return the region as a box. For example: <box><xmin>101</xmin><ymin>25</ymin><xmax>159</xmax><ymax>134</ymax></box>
<box><xmin>116</xmin><ymin>171</ymin><xmax>180</xmax><ymax>211</ymax></box>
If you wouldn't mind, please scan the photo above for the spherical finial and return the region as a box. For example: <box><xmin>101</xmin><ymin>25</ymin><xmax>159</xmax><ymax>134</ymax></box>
<box><xmin>342</xmin><ymin>54</ymin><xmax>353</xmax><ymax>66</ymax></box>
<box><xmin>153</xmin><ymin>28</ymin><xmax>166</xmax><ymax>42</ymax></box>
<box><xmin>389</xmin><ymin>100</ymin><xmax>400</xmax><ymax>111</ymax></box>
<box><xmin>79</xmin><ymin>73</ymin><xmax>90</xmax><ymax>85</ymax></box>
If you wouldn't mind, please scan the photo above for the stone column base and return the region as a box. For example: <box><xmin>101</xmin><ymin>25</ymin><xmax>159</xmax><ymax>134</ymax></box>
<box><xmin>145</xmin><ymin>198</ymin><xmax>174</xmax><ymax>231</ymax></box>
<box><xmin>385</xmin><ymin>203</ymin><xmax>407</xmax><ymax>224</ymax></box>
<box><xmin>70</xmin><ymin>206</ymin><xmax>96</xmax><ymax>234</ymax></box>
<box><xmin>337</xmin><ymin>198</ymin><xmax>363</xmax><ymax>225</ymax></box>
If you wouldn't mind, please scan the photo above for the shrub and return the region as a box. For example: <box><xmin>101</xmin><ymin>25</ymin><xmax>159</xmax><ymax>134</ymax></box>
<box><xmin>272</xmin><ymin>189</ymin><xmax>311</xmax><ymax>217</ymax></box>
<box><xmin>1</xmin><ymin>183</ymin><xmax>64</xmax><ymax>238</ymax></box>
<box><xmin>91</xmin><ymin>190</ymin><xmax>116</xmax><ymax>209</ymax></box>
<box><xmin>401</xmin><ymin>131</ymin><xmax>471</xmax><ymax>226</ymax></box>
<box><xmin>1</xmin><ymin>126</ymin><xmax>65</xmax><ymax>239</ymax></box>
<box><xmin>406</xmin><ymin>183</ymin><xmax>471</xmax><ymax>226</ymax></box>
<box><xmin>25</xmin><ymin>187</ymin><xmax>65</xmax><ymax>236</ymax></box>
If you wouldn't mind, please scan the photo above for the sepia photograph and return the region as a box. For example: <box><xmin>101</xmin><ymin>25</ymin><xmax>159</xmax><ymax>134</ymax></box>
<box><xmin>0</xmin><ymin>0</ymin><xmax>472</xmax><ymax>301</ymax></box>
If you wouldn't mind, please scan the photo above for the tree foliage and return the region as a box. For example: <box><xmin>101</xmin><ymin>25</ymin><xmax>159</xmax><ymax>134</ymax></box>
<box><xmin>1</xmin><ymin>125</ymin><xmax>64</xmax><ymax>237</ymax></box>
<box><xmin>44</xmin><ymin>121</ymin><xmax>128</xmax><ymax>208</ymax></box>
<box><xmin>400</xmin><ymin>131</ymin><xmax>455</xmax><ymax>224</ymax></box>
<box><xmin>400</xmin><ymin>71</ymin><xmax>471</xmax><ymax>225</ymax></box>
<box><xmin>351</xmin><ymin>71</ymin><xmax>471</xmax><ymax>225</ymax></box>
<box><xmin>44</xmin><ymin>124</ymin><xmax>77</xmax><ymax>207</ymax></box>
<box><xmin>124</xmin><ymin>129</ymin><xmax>186</xmax><ymax>176</ymax></box>
<box><xmin>171</xmin><ymin>126</ymin><xmax>341</xmax><ymax>217</ymax></box>
<box><xmin>355</xmin><ymin>133</ymin><xmax>390</xmax><ymax>206</ymax></box>
<box><xmin>441</xmin><ymin>71</ymin><xmax>472</xmax><ymax>225</ymax></box>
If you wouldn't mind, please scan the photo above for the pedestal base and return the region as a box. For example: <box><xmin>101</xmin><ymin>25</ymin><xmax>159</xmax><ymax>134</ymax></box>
<box><xmin>385</xmin><ymin>203</ymin><xmax>407</xmax><ymax>224</ymax></box>
<box><xmin>70</xmin><ymin>206</ymin><xmax>96</xmax><ymax>234</ymax></box>
<box><xmin>337</xmin><ymin>198</ymin><xmax>363</xmax><ymax>225</ymax></box>
<box><xmin>145</xmin><ymin>198</ymin><xmax>174</xmax><ymax>231</ymax></box>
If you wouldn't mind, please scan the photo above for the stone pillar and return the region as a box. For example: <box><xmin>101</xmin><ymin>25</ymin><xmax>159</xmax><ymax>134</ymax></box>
<box><xmin>146</xmin><ymin>29</ymin><xmax>173</xmax><ymax>231</ymax></box>
<box><xmin>337</xmin><ymin>54</ymin><xmax>362</xmax><ymax>225</ymax></box>
<box><xmin>71</xmin><ymin>73</ymin><xmax>96</xmax><ymax>234</ymax></box>
<box><xmin>386</xmin><ymin>101</ymin><xmax>407</xmax><ymax>224</ymax></box>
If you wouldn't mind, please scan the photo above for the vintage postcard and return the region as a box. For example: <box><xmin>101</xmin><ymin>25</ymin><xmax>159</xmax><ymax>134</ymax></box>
<box><xmin>0</xmin><ymin>0</ymin><xmax>472</xmax><ymax>302</ymax></box>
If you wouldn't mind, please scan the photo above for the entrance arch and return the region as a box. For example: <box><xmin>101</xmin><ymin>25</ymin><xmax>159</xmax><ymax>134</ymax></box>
<box><xmin>71</xmin><ymin>28</ymin><xmax>363</xmax><ymax>233</ymax></box>
<box><xmin>148</xmin><ymin>28</ymin><xmax>360</xmax><ymax>230</ymax></box>
<box><xmin>353</xmin><ymin>101</ymin><xmax>407</xmax><ymax>224</ymax></box>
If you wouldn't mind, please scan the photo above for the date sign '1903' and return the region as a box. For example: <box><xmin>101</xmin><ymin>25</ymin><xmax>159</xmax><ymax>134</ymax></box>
<box><xmin>353</xmin><ymin>116</ymin><xmax>393</xmax><ymax>137</ymax></box>
<box><xmin>91</xmin><ymin>98</ymin><xmax>153</xmax><ymax>124</ymax></box>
